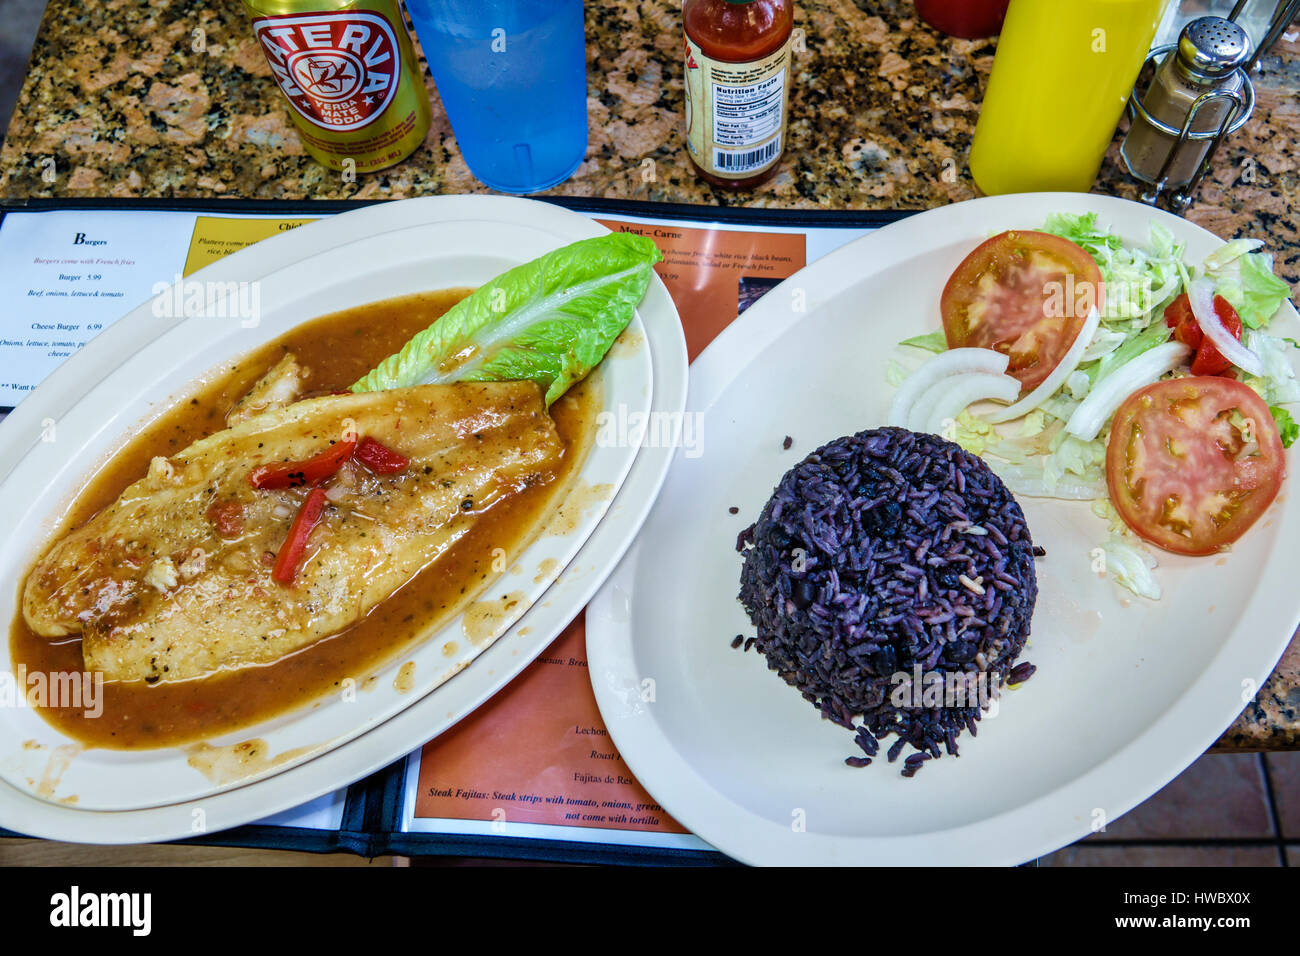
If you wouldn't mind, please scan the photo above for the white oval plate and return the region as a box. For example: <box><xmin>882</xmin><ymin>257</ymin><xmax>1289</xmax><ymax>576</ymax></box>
<box><xmin>0</xmin><ymin>196</ymin><xmax>688</xmax><ymax>832</ymax></box>
<box><xmin>587</xmin><ymin>192</ymin><xmax>1300</xmax><ymax>866</ymax></box>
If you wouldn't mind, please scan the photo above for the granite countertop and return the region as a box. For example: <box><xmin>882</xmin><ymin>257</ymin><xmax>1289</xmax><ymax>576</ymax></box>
<box><xmin>0</xmin><ymin>0</ymin><xmax>1297</xmax><ymax>750</ymax></box>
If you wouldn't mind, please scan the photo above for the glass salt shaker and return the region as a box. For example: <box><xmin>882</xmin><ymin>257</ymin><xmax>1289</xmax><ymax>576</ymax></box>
<box><xmin>1120</xmin><ymin>16</ymin><xmax>1255</xmax><ymax>207</ymax></box>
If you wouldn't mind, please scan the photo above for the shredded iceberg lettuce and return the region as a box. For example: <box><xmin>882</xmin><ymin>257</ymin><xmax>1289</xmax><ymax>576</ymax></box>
<box><xmin>946</xmin><ymin>409</ymin><xmax>998</xmax><ymax>455</ymax></box>
<box><xmin>1205</xmin><ymin>246</ymin><xmax>1293</xmax><ymax>330</ymax></box>
<box><xmin>986</xmin><ymin>459</ymin><xmax>1106</xmax><ymax>500</ymax></box>
<box><xmin>1043</xmin><ymin>430</ymin><xmax>1106</xmax><ymax>494</ymax></box>
<box><xmin>1089</xmin><ymin>500</ymin><xmax>1162</xmax><ymax>600</ymax></box>
<box><xmin>1242</xmin><ymin>331</ymin><xmax>1300</xmax><ymax>406</ymax></box>
<box><xmin>1084</xmin><ymin>307</ymin><xmax>1175</xmax><ymax>385</ymax></box>
<box><xmin>1042</xmin><ymin>212</ymin><xmax>1184</xmax><ymax>328</ymax></box>
<box><xmin>898</xmin><ymin>331</ymin><xmax>948</xmax><ymax>353</ymax></box>
<box><xmin>1065</xmin><ymin>370</ymin><xmax>1091</xmax><ymax>400</ymax></box>
<box><xmin>1271</xmin><ymin>406</ymin><xmax>1299</xmax><ymax>448</ymax></box>
<box><xmin>1100</xmin><ymin>533</ymin><xmax>1162</xmax><ymax>601</ymax></box>
<box><xmin>1080</xmin><ymin>327</ymin><xmax>1128</xmax><ymax>363</ymax></box>
<box><xmin>1202</xmin><ymin>237</ymin><xmax>1263</xmax><ymax>272</ymax></box>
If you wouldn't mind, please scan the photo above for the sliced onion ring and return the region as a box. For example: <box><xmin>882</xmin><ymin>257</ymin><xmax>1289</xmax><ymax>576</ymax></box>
<box><xmin>1189</xmin><ymin>277</ymin><xmax>1263</xmax><ymax>376</ymax></box>
<box><xmin>1064</xmin><ymin>341</ymin><xmax>1193</xmax><ymax>441</ymax></box>
<box><xmin>916</xmin><ymin>372</ymin><xmax>1021</xmax><ymax>436</ymax></box>
<box><xmin>986</xmin><ymin>306</ymin><xmax>1102</xmax><ymax>424</ymax></box>
<box><xmin>889</xmin><ymin>347</ymin><xmax>1009</xmax><ymax>429</ymax></box>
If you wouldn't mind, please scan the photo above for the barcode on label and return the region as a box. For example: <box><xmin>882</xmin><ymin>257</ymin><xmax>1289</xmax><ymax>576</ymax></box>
<box><xmin>713</xmin><ymin>136</ymin><xmax>780</xmax><ymax>174</ymax></box>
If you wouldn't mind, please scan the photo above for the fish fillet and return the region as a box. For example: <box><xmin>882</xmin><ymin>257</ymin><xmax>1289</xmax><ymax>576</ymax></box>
<box><xmin>23</xmin><ymin>382</ymin><xmax>563</xmax><ymax>683</ymax></box>
<box><xmin>226</xmin><ymin>352</ymin><xmax>307</xmax><ymax>426</ymax></box>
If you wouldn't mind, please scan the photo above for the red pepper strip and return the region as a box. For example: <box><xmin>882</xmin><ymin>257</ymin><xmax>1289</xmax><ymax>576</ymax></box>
<box><xmin>354</xmin><ymin>436</ymin><xmax>410</xmax><ymax>474</ymax></box>
<box><xmin>249</xmin><ymin>437</ymin><xmax>356</xmax><ymax>490</ymax></box>
<box><xmin>272</xmin><ymin>487</ymin><xmax>328</xmax><ymax>584</ymax></box>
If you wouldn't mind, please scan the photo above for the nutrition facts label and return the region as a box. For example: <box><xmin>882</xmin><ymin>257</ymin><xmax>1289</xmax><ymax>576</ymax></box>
<box><xmin>684</xmin><ymin>36</ymin><xmax>791</xmax><ymax>179</ymax></box>
<box><xmin>713</xmin><ymin>70</ymin><xmax>786</xmax><ymax>146</ymax></box>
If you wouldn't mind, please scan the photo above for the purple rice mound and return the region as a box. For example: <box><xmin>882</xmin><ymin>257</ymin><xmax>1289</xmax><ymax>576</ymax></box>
<box><xmin>737</xmin><ymin>427</ymin><xmax>1038</xmax><ymax>776</ymax></box>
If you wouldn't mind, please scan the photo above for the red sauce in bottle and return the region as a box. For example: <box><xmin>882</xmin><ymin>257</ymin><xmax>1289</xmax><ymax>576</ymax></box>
<box><xmin>914</xmin><ymin>0</ymin><xmax>1009</xmax><ymax>39</ymax></box>
<box><xmin>683</xmin><ymin>0</ymin><xmax>794</xmax><ymax>190</ymax></box>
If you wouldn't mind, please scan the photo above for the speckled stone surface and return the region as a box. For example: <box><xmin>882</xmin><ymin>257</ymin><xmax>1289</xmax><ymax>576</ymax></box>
<box><xmin>0</xmin><ymin>0</ymin><xmax>1297</xmax><ymax>750</ymax></box>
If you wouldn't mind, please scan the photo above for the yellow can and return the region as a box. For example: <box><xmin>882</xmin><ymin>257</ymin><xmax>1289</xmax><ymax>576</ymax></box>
<box><xmin>242</xmin><ymin>0</ymin><xmax>432</xmax><ymax>173</ymax></box>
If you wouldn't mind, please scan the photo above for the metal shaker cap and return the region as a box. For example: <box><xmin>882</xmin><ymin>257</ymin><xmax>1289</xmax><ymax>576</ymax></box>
<box><xmin>1176</xmin><ymin>16</ymin><xmax>1251</xmax><ymax>81</ymax></box>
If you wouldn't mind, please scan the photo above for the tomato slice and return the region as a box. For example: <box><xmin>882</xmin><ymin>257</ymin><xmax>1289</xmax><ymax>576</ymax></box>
<box><xmin>1164</xmin><ymin>292</ymin><xmax>1201</xmax><ymax>348</ymax></box>
<box><xmin>1190</xmin><ymin>297</ymin><xmax>1244</xmax><ymax>376</ymax></box>
<box><xmin>1163</xmin><ymin>293</ymin><xmax>1243</xmax><ymax>376</ymax></box>
<box><xmin>1106</xmin><ymin>377</ymin><xmax>1285</xmax><ymax>556</ymax></box>
<box><xmin>941</xmin><ymin>230</ymin><xmax>1103</xmax><ymax>391</ymax></box>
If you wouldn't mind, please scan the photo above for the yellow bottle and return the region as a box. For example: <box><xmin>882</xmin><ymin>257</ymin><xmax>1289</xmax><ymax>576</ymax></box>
<box><xmin>969</xmin><ymin>0</ymin><xmax>1170</xmax><ymax>195</ymax></box>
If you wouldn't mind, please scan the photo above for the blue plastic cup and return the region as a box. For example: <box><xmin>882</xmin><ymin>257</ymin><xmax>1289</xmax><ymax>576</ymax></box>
<box><xmin>406</xmin><ymin>0</ymin><xmax>589</xmax><ymax>193</ymax></box>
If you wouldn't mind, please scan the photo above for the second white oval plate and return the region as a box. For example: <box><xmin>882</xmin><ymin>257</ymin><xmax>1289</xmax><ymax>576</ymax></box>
<box><xmin>587</xmin><ymin>192</ymin><xmax>1300</xmax><ymax>866</ymax></box>
<box><xmin>0</xmin><ymin>196</ymin><xmax>687</xmax><ymax>833</ymax></box>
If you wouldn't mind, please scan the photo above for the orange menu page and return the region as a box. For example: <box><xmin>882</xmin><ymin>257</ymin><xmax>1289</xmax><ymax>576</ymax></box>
<box><xmin>412</xmin><ymin>219</ymin><xmax>806</xmax><ymax>835</ymax></box>
<box><xmin>595</xmin><ymin>218</ymin><xmax>806</xmax><ymax>360</ymax></box>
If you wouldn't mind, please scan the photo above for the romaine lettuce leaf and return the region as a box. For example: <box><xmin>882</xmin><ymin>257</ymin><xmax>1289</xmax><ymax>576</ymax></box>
<box><xmin>352</xmin><ymin>233</ymin><xmax>663</xmax><ymax>405</ymax></box>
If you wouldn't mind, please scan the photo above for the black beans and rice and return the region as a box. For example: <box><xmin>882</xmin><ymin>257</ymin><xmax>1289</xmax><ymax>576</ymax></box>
<box><xmin>736</xmin><ymin>427</ymin><xmax>1038</xmax><ymax>776</ymax></box>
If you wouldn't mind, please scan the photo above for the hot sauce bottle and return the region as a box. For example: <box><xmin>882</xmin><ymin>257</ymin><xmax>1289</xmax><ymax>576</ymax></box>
<box><xmin>683</xmin><ymin>0</ymin><xmax>794</xmax><ymax>190</ymax></box>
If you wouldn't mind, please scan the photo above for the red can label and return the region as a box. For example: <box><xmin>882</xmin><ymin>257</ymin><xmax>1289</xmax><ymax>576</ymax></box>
<box><xmin>253</xmin><ymin>11</ymin><xmax>402</xmax><ymax>132</ymax></box>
